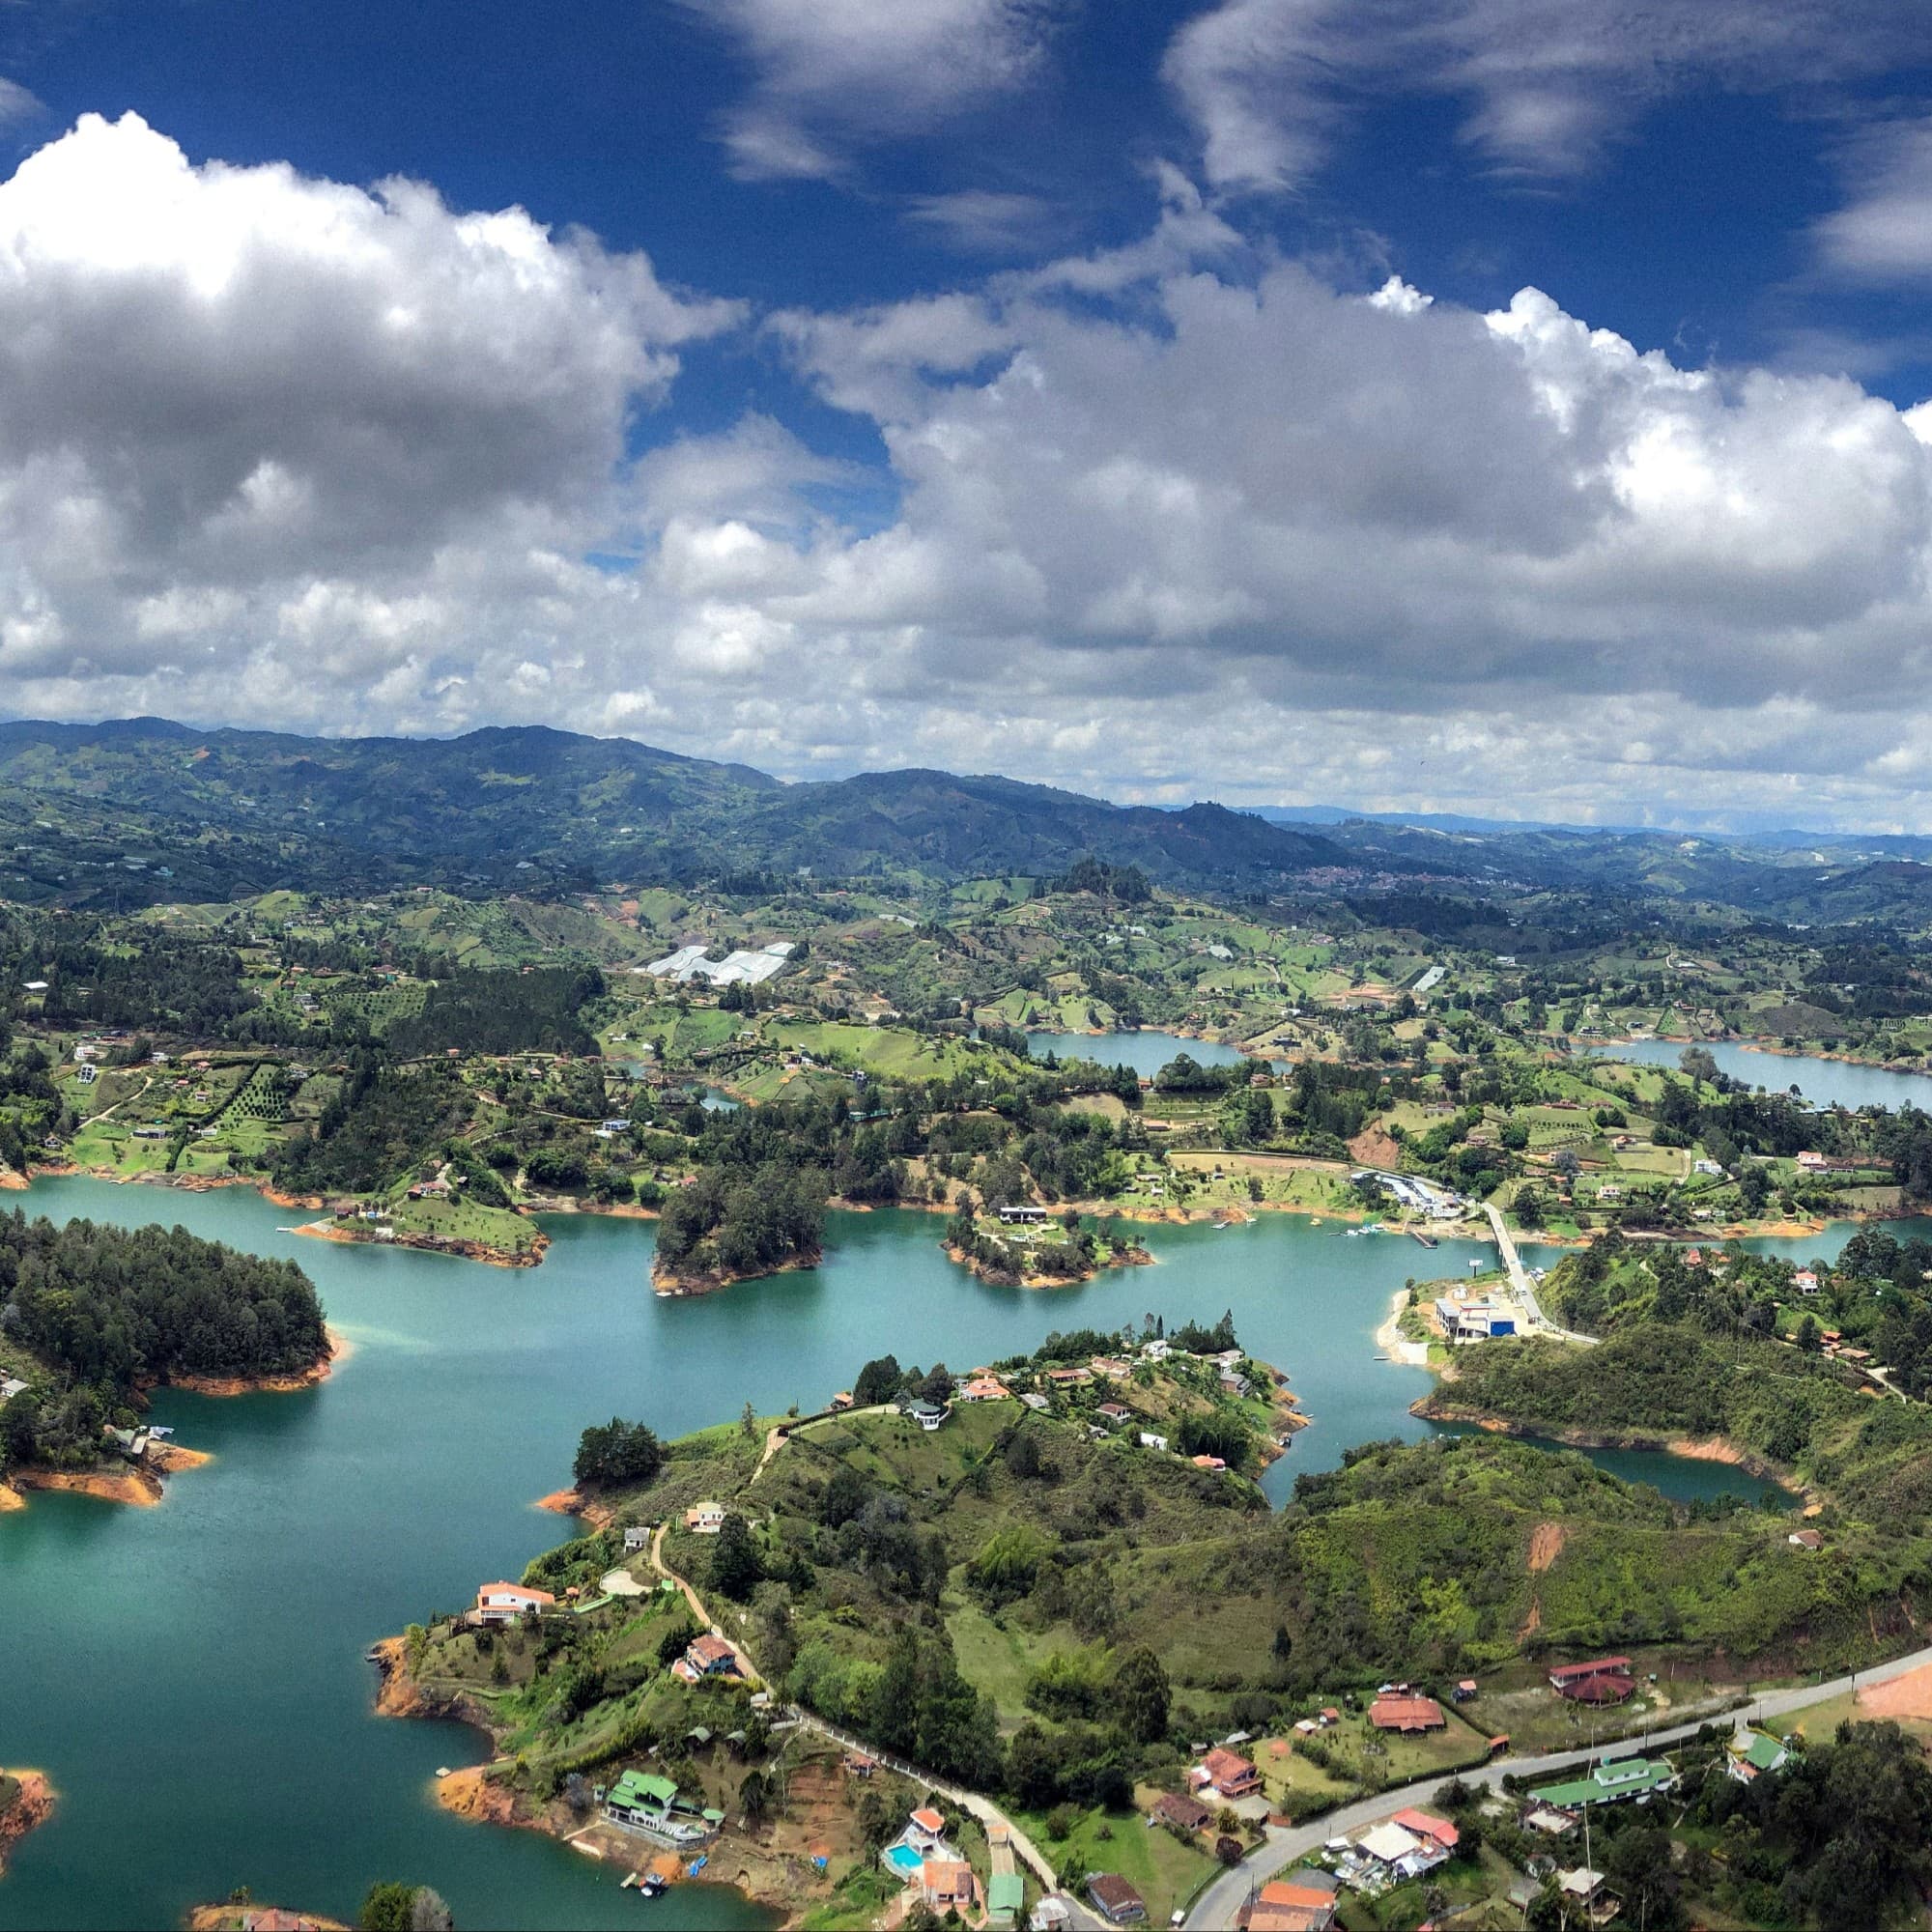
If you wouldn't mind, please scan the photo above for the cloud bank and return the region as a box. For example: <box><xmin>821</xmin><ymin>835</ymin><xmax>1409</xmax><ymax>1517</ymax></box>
<box><xmin>6</xmin><ymin>114</ymin><xmax>1932</xmax><ymax>827</ymax></box>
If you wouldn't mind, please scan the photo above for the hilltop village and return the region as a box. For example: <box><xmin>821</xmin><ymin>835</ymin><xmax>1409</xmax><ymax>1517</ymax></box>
<box><xmin>384</xmin><ymin>1328</ymin><xmax>1932</xmax><ymax>1931</ymax></box>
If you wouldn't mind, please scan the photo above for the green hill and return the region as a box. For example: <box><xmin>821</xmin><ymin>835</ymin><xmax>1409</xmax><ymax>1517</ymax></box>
<box><xmin>410</xmin><ymin>1366</ymin><xmax>1923</xmax><ymax>1833</ymax></box>
<box><xmin>0</xmin><ymin>717</ymin><xmax>1348</xmax><ymax>906</ymax></box>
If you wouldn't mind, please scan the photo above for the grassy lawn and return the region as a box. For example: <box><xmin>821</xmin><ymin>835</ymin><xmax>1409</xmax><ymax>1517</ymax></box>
<box><xmin>1014</xmin><ymin>1804</ymin><xmax>1214</xmax><ymax>1925</ymax></box>
<box><xmin>1254</xmin><ymin>1740</ymin><xmax>1356</xmax><ymax>1817</ymax></box>
<box><xmin>830</xmin><ymin>1405</ymin><xmax>1011</xmax><ymax>1494</ymax></box>
<box><xmin>1319</xmin><ymin>1708</ymin><xmax>1493</xmax><ymax>1784</ymax></box>
<box><xmin>1461</xmin><ymin>1652</ymin><xmax>1748</xmax><ymax>1754</ymax></box>
<box><xmin>384</xmin><ymin>1192</ymin><xmax>542</xmax><ymax>1253</ymax></box>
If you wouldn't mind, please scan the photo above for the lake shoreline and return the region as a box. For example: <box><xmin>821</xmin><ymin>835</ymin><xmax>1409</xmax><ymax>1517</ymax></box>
<box><xmin>942</xmin><ymin>1234</ymin><xmax>1155</xmax><ymax>1290</ymax></box>
<box><xmin>1583</xmin><ymin>1031</ymin><xmax>1932</xmax><ymax>1079</ymax></box>
<box><xmin>652</xmin><ymin>1244</ymin><xmax>822</xmax><ymax>1296</ymax></box>
<box><xmin>292</xmin><ymin>1217</ymin><xmax>549</xmax><ymax>1269</ymax></box>
<box><xmin>0</xmin><ymin>1326</ymin><xmax>347</xmax><ymax>1514</ymax></box>
<box><xmin>371</xmin><ymin>1640</ymin><xmax>795</xmax><ymax>1921</ymax></box>
<box><xmin>1408</xmin><ymin>1393</ymin><xmax>1807</xmax><ymax>1498</ymax></box>
<box><xmin>0</xmin><ymin>1770</ymin><xmax>55</xmax><ymax>1874</ymax></box>
<box><xmin>1375</xmin><ymin>1288</ymin><xmax>1429</xmax><ymax>1365</ymax></box>
<box><xmin>158</xmin><ymin>1322</ymin><xmax>352</xmax><ymax>1398</ymax></box>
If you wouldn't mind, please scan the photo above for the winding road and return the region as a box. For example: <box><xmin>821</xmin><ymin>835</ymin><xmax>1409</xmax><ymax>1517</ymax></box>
<box><xmin>639</xmin><ymin>1512</ymin><xmax>1080</xmax><ymax>1913</ymax></box>
<box><xmin>1185</xmin><ymin>1640</ymin><xmax>1932</xmax><ymax>1928</ymax></box>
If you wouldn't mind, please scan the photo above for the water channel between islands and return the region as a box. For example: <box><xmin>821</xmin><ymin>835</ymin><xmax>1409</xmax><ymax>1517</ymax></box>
<box><xmin>0</xmin><ymin>1078</ymin><xmax>1875</xmax><ymax>1928</ymax></box>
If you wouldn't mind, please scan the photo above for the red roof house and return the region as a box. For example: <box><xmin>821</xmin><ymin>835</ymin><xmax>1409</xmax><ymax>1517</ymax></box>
<box><xmin>1390</xmin><ymin>1808</ymin><xmax>1460</xmax><ymax>1851</ymax></box>
<box><xmin>1369</xmin><ymin>1695</ymin><xmax>1446</xmax><ymax>1733</ymax></box>
<box><xmin>1200</xmin><ymin>1747</ymin><xmax>1262</xmax><ymax>1798</ymax></box>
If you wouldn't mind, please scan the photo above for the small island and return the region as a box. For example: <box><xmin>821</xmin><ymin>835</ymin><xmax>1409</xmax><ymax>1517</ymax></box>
<box><xmin>187</xmin><ymin>1906</ymin><xmax>351</xmax><ymax>1932</ymax></box>
<box><xmin>0</xmin><ymin>1212</ymin><xmax>331</xmax><ymax>1508</ymax></box>
<box><xmin>0</xmin><ymin>1769</ymin><xmax>54</xmax><ymax>1875</ymax></box>
<box><xmin>943</xmin><ymin>1194</ymin><xmax>1153</xmax><ymax>1287</ymax></box>
<box><xmin>648</xmin><ymin>1158</ymin><xmax>826</xmax><ymax>1294</ymax></box>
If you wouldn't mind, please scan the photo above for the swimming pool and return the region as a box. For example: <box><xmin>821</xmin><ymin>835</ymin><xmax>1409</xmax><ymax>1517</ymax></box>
<box><xmin>886</xmin><ymin>1844</ymin><xmax>925</xmax><ymax>1876</ymax></box>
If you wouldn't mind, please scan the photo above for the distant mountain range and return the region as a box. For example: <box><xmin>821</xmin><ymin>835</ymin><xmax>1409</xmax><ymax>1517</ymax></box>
<box><xmin>0</xmin><ymin>715</ymin><xmax>1928</xmax><ymax>929</ymax></box>
<box><xmin>1256</xmin><ymin>800</ymin><xmax>1932</xmax><ymax>862</ymax></box>
<box><xmin>0</xmin><ymin>717</ymin><xmax>1348</xmax><ymax>907</ymax></box>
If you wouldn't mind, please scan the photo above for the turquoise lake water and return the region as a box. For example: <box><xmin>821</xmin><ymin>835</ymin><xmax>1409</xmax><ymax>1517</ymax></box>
<box><xmin>0</xmin><ymin>1176</ymin><xmax>1879</xmax><ymax>1926</ymax></box>
<box><xmin>1024</xmin><ymin>1029</ymin><xmax>1254</xmax><ymax>1077</ymax></box>
<box><xmin>1582</xmin><ymin>1038</ymin><xmax>1932</xmax><ymax>1113</ymax></box>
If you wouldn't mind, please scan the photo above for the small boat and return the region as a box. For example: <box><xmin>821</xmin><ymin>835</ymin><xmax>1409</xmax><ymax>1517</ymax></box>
<box><xmin>639</xmin><ymin>1875</ymin><xmax>667</xmax><ymax>1898</ymax></box>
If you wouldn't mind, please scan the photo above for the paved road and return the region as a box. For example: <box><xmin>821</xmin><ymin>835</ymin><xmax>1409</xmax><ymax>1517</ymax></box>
<box><xmin>1484</xmin><ymin>1203</ymin><xmax>1597</xmax><ymax>1346</ymax></box>
<box><xmin>1186</xmin><ymin>1641</ymin><xmax>1932</xmax><ymax>1928</ymax></box>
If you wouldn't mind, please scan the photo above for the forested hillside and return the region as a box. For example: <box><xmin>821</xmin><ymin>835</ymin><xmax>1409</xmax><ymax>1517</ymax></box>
<box><xmin>0</xmin><ymin>1212</ymin><xmax>327</xmax><ymax>1471</ymax></box>
<box><xmin>0</xmin><ymin>718</ymin><xmax>1349</xmax><ymax>904</ymax></box>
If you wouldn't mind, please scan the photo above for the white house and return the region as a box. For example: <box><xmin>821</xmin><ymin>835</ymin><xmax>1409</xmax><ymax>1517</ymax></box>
<box><xmin>475</xmin><ymin>1581</ymin><xmax>555</xmax><ymax>1624</ymax></box>
<box><xmin>684</xmin><ymin>1502</ymin><xmax>726</xmax><ymax>1534</ymax></box>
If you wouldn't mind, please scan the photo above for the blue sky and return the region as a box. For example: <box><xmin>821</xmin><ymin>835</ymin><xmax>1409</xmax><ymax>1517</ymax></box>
<box><xmin>4</xmin><ymin>1</ymin><xmax>1932</xmax><ymax>829</ymax></box>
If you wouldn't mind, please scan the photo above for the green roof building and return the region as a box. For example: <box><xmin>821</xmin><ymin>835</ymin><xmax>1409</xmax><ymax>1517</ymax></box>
<box><xmin>988</xmin><ymin>1872</ymin><xmax>1026</xmax><ymax>1925</ymax></box>
<box><xmin>1730</xmin><ymin>1731</ymin><xmax>1789</xmax><ymax>1780</ymax></box>
<box><xmin>608</xmin><ymin>1771</ymin><xmax>678</xmax><ymax>1817</ymax></box>
<box><xmin>1526</xmin><ymin>1756</ymin><xmax>1675</xmax><ymax>1809</ymax></box>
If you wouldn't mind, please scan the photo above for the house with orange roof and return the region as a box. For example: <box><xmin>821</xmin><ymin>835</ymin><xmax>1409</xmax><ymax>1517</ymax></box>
<box><xmin>921</xmin><ymin>1859</ymin><xmax>979</xmax><ymax>1914</ymax></box>
<box><xmin>475</xmin><ymin>1581</ymin><xmax>554</xmax><ymax>1624</ymax></box>
<box><xmin>1368</xmin><ymin>1694</ymin><xmax>1445</xmax><ymax>1733</ymax></box>
<box><xmin>1192</xmin><ymin>1747</ymin><xmax>1262</xmax><ymax>1799</ymax></box>
<box><xmin>1390</xmin><ymin>1807</ymin><xmax>1460</xmax><ymax>1852</ymax></box>
<box><xmin>1244</xmin><ymin>1874</ymin><xmax>1339</xmax><ymax>1932</ymax></box>
<box><xmin>671</xmin><ymin>1634</ymin><xmax>740</xmax><ymax>1683</ymax></box>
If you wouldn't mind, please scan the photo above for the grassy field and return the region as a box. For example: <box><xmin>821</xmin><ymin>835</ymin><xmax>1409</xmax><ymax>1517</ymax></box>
<box><xmin>1313</xmin><ymin>1706</ymin><xmax>1494</xmax><ymax>1785</ymax></box>
<box><xmin>945</xmin><ymin>1599</ymin><xmax>1059</xmax><ymax>1732</ymax></box>
<box><xmin>383</xmin><ymin>1191</ymin><xmax>542</xmax><ymax>1253</ymax></box>
<box><xmin>1458</xmin><ymin>1651</ymin><xmax>1750</xmax><ymax>1754</ymax></box>
<box><xmin>1014</xmin><ymin>1802</ymin><xmax>1215</xmax><ymax>1925</ymax></box>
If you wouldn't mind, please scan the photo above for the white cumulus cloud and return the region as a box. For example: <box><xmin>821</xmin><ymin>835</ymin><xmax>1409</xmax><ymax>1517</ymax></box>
<box><xmin>6</xmin><ymin>115</ymin><xmax>1932</xmax><ymax>827</ymax></box>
